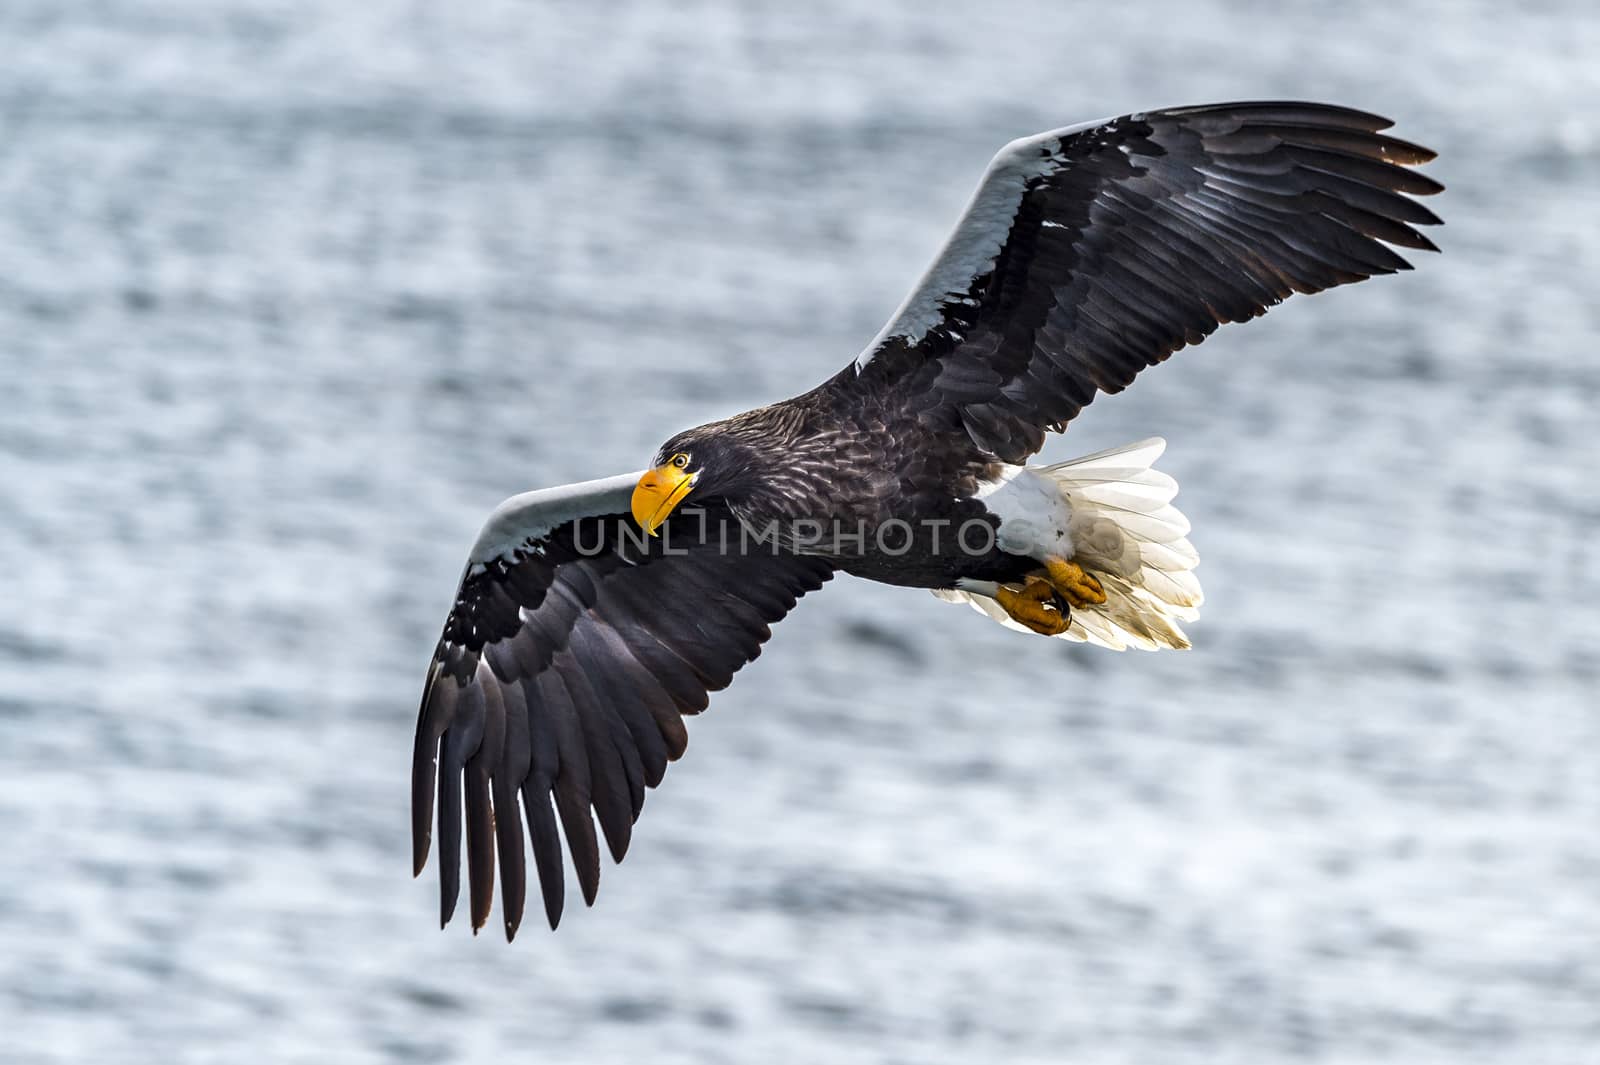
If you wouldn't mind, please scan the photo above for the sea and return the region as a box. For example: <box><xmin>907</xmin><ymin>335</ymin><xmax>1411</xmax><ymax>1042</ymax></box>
<box><xmin>2</xmin><ymin>2</ymin><xmax>1597</xmax><ymax>1063</ymax></box>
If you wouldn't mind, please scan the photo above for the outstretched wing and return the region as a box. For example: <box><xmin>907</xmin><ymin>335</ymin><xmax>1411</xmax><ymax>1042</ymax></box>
<box><xmin>849</xmin><ymin>101</ymin><xmax>1442</xmax><ymax>462</ymax></box>
<box><xmin>412</xmin><ymin>474</ymin><xmax>834</xmax><ymax>939</ymax></box>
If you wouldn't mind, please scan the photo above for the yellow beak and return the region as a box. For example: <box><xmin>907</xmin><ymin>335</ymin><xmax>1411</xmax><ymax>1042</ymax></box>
<box><xmin>631</xmin><ymin>464</ymin><xmax>696</xmax><ymax>536</ymax></box>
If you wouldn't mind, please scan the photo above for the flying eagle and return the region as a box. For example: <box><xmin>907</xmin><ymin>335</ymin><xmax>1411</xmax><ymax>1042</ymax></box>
<box><xmin>411</xmin><ymin>101</ymin><xmax>1441</xmax><ymax>938</ymax></box>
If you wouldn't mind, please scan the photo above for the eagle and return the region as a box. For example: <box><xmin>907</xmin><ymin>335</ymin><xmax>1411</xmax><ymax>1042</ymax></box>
<box><xmin>411</xmin><ymin>101</ymin><xmax>1441</xmax><ymax>939</ymax></box>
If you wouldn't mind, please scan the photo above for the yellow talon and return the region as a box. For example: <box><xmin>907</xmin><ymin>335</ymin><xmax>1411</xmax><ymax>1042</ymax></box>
<box><xmin>1044</xmin><ymin>557</ymin><xmax>1106</xmax><ymax>608</ymax></box>
<box><xmin>994</xmin><ymin>575</ymin><xmax>1070</xmax><ymax>636</ymax></box>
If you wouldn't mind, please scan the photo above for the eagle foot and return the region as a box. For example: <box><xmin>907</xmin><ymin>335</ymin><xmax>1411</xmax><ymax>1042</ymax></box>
<box><xmin>994</xmin><ymin>575</ymin><xmax>1071</xmax><ymax>636</ymax></box>
<box><xmin>1045</xmin><ymin>557</ymin><xmax>1107</xmax><ymax>608</ymax></box>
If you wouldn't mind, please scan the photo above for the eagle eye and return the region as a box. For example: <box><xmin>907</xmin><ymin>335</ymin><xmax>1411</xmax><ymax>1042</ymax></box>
<box><xmin>670</xmin><ymin>452</ymin><xmax>690</xmax><ymax>469</ymax></box>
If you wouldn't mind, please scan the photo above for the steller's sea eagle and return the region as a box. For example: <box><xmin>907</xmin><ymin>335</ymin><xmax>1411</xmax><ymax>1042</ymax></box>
<box><xmin>411</xmin><ymin>101</ymin><xmax>1441</xmax><ymax>939</ymax></box>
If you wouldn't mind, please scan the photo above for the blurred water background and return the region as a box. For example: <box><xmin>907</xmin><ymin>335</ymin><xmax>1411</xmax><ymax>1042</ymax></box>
<box><xmin>2</xmin><ymin>2</ymin><xmax>1598</xmax><ymax>1063</ymax></box>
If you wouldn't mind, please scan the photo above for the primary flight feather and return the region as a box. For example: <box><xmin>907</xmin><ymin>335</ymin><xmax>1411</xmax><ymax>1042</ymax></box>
<box><xmin>411</xmin><ymin>101</ymin><xmax>1442</xmax><ymax>939</ymax></box>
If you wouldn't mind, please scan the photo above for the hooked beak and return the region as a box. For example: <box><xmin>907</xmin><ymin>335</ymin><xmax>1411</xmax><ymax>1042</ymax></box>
<box><xmin>631</xmin><ymin>464</ymin><xmax>697</xmax><ymax>536</ymax></box>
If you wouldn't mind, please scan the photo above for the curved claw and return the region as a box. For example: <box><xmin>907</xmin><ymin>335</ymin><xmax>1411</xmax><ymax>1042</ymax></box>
<box><xmin>1044</xmin><ymin>557</ymin><xmax>1106</xmax><ymax>608</ymax></box>
<box><xmin>994</xmin><ymin>575</ymin><xmax>1071</xmax><ymax>636</ymax></box>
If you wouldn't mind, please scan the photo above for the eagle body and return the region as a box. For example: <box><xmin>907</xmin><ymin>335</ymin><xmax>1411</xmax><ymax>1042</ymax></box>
<box><xmin>653</xmin><ymin>376</ymin><xmax>1030</xmax><ymax>591</ymax></box>
<box><xmin>410</xmin><ymin>101</ymin><xmax>1442</xmax><ymax>938</ymax></box>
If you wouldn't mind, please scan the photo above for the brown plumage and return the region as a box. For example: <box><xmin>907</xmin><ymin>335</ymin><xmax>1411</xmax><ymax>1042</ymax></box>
<box><xmin>411</xmin><ymin>101</ymin><xmax>1441</xmax><ymax>938</ymax></box>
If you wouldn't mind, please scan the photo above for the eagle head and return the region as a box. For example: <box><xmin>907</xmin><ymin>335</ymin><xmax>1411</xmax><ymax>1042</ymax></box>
<box><xmin>631</xmin><ymin>423</ymin><xmax>767</xmax><ymax>536</ymax></box>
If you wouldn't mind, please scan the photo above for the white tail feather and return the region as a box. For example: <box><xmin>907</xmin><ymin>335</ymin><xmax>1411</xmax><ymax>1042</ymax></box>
<box><xmin>934</xmin><ymin>438</ymin><xmax>1202</xmax><ymax>651</ymax></box>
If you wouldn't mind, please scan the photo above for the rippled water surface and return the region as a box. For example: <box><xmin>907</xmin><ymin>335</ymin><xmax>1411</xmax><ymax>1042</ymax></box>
<box><xmin>3</xmin><ymin>3</ymin><xmax>1598</xmax><ymax>1063</ymax></box>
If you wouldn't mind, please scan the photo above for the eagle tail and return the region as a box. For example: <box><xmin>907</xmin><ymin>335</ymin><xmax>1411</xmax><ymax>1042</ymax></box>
<box><xmin>936</xmin><ymin>438</ymin><xmax>1202</xmax><ymax>650</ymax></box>
<box><xmin>1044</xmin><ymin>437</ymin><xmax>1201</xmax><ymax>650</ymax></box>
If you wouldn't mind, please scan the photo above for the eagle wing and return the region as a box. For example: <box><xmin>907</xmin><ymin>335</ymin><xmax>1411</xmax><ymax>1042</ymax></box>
<box><xmin>848</xmin><ymin>101</ymin><xmax>1442</xmax><ymax>461</ymax></box>
<box><xmin>412</xmin><ymin>474</ymin><xmax>834</xmax><ymax>939</ymax></box>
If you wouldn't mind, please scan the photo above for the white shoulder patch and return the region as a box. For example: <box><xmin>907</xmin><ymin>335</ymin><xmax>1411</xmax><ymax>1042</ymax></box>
<box><xmin>853</xmin><ymin>133</ymin><xmax>1060</xmax><ymax>368</ymax></box>
<box><xmin>468</xmin><ymin>471</ymin><xmax>644</xmax><ymax>570</ymax></box>
<box><xmin>853</xmin><ymin>113</ymin><xmax>1118</xmax><ymax>370</ymax></box>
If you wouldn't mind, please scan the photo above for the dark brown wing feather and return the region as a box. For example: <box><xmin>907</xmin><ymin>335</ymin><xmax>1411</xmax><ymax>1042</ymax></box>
<box><xmin>412</xmin><ymin>507</ymin><xmax>833</xmax><ymax>939</ymax></box>
<box><xmin>850</xmin><ymin>101</ymin><xmax>1442</xmax><ymax>461</ymax></box>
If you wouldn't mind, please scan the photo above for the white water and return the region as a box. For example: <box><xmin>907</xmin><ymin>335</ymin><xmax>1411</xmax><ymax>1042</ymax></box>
<box><xmin>2</xmin><ymin>3</ymin><xmax>1597</xmax><ymax>1063</ymax></box>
